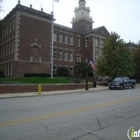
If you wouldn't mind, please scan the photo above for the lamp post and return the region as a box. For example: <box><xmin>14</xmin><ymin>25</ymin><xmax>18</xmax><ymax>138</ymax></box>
<box><xmin>85</xmin><ymin>59</ymin><xmax>88</xmax><ymax>90</ymax></box>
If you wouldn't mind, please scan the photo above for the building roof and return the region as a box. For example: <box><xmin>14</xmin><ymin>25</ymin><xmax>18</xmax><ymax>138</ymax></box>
<box><xmin>54</xmin><ymin>23</ymin><xmax>110</xmax><ymax>37</ymax></box>
<box><xmin>125</xmin><ymin>42</ymin><xmax>138</xmax><ymax>47</ymax></box>
<box><xmin>54</xmin><ymin>23</ymin><xmax>83</xmax><ymax>34</ymax></box>
<box><xmin>3</xmin><ymin>3</ymin><xmax>52</xmax><ymax>21</ymax></box>
<box><xmin>84</xmin><ymin>26</ymin><xmax>110</xmax><ymax>37</ymax></box>
<box><xmin>2</xmin><ymin>2</ymin><xmax>109</xmax><ymax>38</ymax></box>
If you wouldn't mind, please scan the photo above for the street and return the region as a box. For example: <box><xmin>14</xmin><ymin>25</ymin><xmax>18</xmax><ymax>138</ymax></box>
<box><xmin>0</xmin><ymin>87</ymin><xmax>140</xmax><ymax>140</ymax></box>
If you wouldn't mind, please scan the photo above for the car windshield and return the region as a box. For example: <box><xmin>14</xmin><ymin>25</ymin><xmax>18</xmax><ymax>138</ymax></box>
<box><xmin>114</xmin><ymin>78</ymin><xmax>122</xmax><ymax>82</ymax></box>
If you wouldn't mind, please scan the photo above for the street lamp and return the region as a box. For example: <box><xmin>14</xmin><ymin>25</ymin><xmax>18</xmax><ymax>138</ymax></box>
<box><xmin>85</xmin><ymin>59</ymin><xmax>88</xmax><ymax>90</ymax></box>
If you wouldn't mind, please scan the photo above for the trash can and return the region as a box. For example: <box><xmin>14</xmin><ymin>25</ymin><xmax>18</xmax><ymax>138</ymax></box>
<box><xmin>93</xmin><ymin>82</ymin><xmax>96</xmax><ymax>88</ymax></box>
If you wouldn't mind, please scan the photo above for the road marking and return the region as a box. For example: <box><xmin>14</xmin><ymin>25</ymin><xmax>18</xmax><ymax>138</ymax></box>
<box><xmin>0</xmin><ymin>95</ymin><xmax>140</xmax><ymax>128</ymax></box>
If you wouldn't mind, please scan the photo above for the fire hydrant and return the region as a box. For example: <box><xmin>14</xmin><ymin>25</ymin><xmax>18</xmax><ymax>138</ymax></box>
<box><xmin>38</xmin><ymin>85</ymin><xmax>42</xmax><ymax>94</ymax></box>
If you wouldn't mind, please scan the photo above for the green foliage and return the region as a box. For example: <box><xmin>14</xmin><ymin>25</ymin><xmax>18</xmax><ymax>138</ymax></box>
<box><xmin>74</xmin><ymin>62</ymin><xmax>93</xmax><ymax>78</ymax></box>
<box><xmin>57</xmin><ymin>66</ymin><xmax>69</xmax><ymax>77</ymax></box>
<box><xmin>0</xmin><ymin>68</ymin><xmax>5</xmax><ymax>77</ymax></box>
<box><xmin>97</xmin><ymin>32</ymin><xmax>135</xmax><ymax>79</ymax></box>
<box><xmin>0</xmin><ymin>0</ymin><xmax>3</xmax><ymax>13</ymax></box>
<box><xmin>132</xmin><ymin>46</ymin><xmax>140</xmax><ymax>81</ymax></box>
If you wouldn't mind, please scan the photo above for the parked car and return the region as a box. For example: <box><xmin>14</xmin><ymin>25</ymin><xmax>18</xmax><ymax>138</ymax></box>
<box><xmin>108</xmin><ymin>77</ymin><xmax>136</xmax><ymax>90</ymax></box>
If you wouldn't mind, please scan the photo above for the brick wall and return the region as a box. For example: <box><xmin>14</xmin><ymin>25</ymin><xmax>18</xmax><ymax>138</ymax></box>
<box><xmin>0</xmin><ymin>84</ymin><xmax>93</xmax><ymax>94</ymax></box>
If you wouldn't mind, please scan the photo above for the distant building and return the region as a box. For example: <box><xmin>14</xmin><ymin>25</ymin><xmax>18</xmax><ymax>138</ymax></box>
<box><xmin>125</xmin><ymin>41</ymin><xmax>138</xmax><ymax>51</ymax></box>
<box><xmin>0</xmin><ymin>0</ymin><xmax>110</xmax><ymax>77</ymax></box>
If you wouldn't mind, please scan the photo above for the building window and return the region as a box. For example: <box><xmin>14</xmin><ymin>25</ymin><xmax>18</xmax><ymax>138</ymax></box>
<box><xmin>77</xmin><ymin>36</ymin><xmax>80</xmax><ymax>47</ymax></box>
<box><xmin>76</xmin><ymin>56</ymin><xmax>81</xmax><ymax>63</ymax></box>
<box><xmin>10</xmin><ymin>20</ymin><xmax>12</xmax><ymax>33</ymax></box>
<box><xmin>6</xmin><ymin>43</ymin><xmax>8</xmax><ymax>56</ymax></box>
<box><xmin>58</xmin><ymin>49</ymin><xmax>63</xmax><ymax>60</ymax></box>
<box><xmin>101</xmin><ymin>39</ymin><xmax>104</xmax><ymax>48</ymax></box>
<box><xmin>95</xmin><ymin>37</ymin><xmax>99</xmax><ymax>47</ymax></box>
<box><xmin>53</xmin><ymin>31</ymin><xmax>57</xmax><ymax>42</ymax></box>
<box><xmin>65</xmin><ymin>34</ymin><xmax>68</xmax><ymax>44</ymax></box>
<box><xmin>85</xmin><ymin>37</ymin><xmax>89</xmax><ymax>47</ymax></box>
<box><xmin>70</xmin><ymin>35</ymin><xmax>73</xmax><ymax>45</ymax></box>
<box><xmin>86</xmin><ymin>24</ymin><xmax>90</xmax><ymax>31</ymax></box>
<box><xmin>2</xmin><ymin>28</ymin><xmax>4</xmax><ymax>38</ymax></box>
<box><xmin>4</xmin><ymin>26</ymin><xmax>6</xmax><ymax>37</ymax></box>
<box><xmin>11</xmin><ymin>39</ymin><xmax>14</xmax><ymax>53</ymax></box>
<box><xmin>70</xmin><ymin>51</ymin><xmax>73</xmax><ymax>61</ymax></box>
<box><xmin>95</xmin><ymin>47</ymin><xmax>99</xmax><ymax>52</ymax></box>
<box><xmin>8</xmin><ymin>41</ymin><xmax>10</xmax><ymax>55</ymax></box>
<box><xmin>7</xmin><ymin>24</ymin><xmax>9</xmax><ymax>35</ymax></box>
<box><xmin>53</xmin><ymin>48</ymin><xmax>57</xmax><ymax>59</ymax></box>
<box><xmin>95</xmin><ymin>53</ymin><xmax>99</xmax><ymax>62</ymax></box>
<box><xmin>53</xmin><ymin>65</ymin><xmax>57</xmax><ymax>74</ymax></box>
<box><xmin>70</xmin><ymin>67</ymin><xmax>73</xmax><ymax>75</ymax></box>
<box><xmin>59</xmin><ymin>32</ymin><xmax>63</xmax><ymax>43</ymax></box>
<box><xmin>64</xmin><ymin>50</ymin><xmax>68</xmax><ymax>61</ymax></box>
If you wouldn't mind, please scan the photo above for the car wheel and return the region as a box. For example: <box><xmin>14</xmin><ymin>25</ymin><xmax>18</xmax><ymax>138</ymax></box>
<box><xmin>131</xmin><ymin>84</ymin><xmax>135</xmax><ymax>89</ymax></box>
<box><xmin>120</xmin><ymin>85</ymin><xmax>123</xmax><ymax>90</ymax></box>
<box><xmin>109</xmin><ymin>87</ymin><xmax>113</xmax><ymax>90</ymax></box>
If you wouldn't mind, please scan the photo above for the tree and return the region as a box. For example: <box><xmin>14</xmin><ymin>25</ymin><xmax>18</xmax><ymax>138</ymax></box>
<box><xmin>74</xmin><ymin>62</ymin><xmax>93</xmax><ymax>78</ymax></box>
<box><xmin>57</xmin><ymin>66</ymin><xmax>69</xmax><ymax>77</ymax></box>
<box><xmin>132</xmin><ymin>46</ymin><xmax>140</xmax><ymax>81</ymax></box>
<box><xmin>0</xmin><ymin>0</ymin><xmax>3</xmax><ymax>13</ymax></box>
<box><xmin>96</xmin><ymin>32</ymin><xmax>135</xmax><ymax>79</ymax></box>
<box><xmin>0</xmin><ymin>68</ymin><xmax>5</xmax><ymax>77</ymax></box>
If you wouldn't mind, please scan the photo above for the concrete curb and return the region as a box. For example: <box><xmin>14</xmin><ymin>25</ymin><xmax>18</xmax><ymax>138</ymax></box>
<box><xmin>0</xmin><ymin>86</ymin><xmax>108</xmax><ymax>99</ymax></box>
<box><xmin>0</xmin><ymin>84</ymin><xmax>139</xmax><ymax>99</ymax></box>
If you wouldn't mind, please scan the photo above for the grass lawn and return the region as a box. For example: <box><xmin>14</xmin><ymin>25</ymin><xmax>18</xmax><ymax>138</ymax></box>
<box><xmin>0</xmin><ymin>77</ymin><xmax>73</xmax><ymax>84</ymax></box>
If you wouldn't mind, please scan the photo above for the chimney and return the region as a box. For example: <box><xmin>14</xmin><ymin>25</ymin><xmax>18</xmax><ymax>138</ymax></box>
<box><xmin>30</xmin><ymin>4</ymin><xmax>32</xmax><ymax>8</ymax></box>
<box><xmin>41</xmin><ymin>8</ymin><xmax>43</xmax><ymax>12</ymax></box>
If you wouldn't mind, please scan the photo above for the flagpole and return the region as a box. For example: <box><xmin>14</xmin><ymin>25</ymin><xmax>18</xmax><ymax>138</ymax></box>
<box><xmin>51</xmin><ymin>0</ymin><xmax>54</xmax><ymax>78</ymax></box>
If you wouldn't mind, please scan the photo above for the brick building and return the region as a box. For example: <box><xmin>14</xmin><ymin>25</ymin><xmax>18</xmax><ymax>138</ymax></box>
<box><xmin>0</xmin><ymin>0</ymin><xmax>110</xmax><ymax>77</ymax></box>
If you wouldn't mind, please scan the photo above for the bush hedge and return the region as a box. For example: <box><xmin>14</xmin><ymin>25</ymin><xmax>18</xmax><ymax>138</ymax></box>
<box><xmin>0</xmin><ymin>68</ymin><xmax>5</xmax><ymax>77</ymax></box>
<box><xmin>57</xmin><ymin>66</ymin><xmax>69</xmax><ymax>77</ymax></box>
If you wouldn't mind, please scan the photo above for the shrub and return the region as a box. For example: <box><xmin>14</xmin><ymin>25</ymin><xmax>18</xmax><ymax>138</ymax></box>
<box><xmin>57</xmin><ymin>66</ymin><xmax>69</xmax><ymax>77</ymax></box>
<box><xmin>0</xmin><ymin>68</ymin><xmax>5</xmax><ymax>77</ymax></box>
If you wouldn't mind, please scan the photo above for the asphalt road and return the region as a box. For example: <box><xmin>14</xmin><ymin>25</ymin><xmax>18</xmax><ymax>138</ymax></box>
<box><xmin>0</xmin><ymin>87</ymin><xmax>140</xmax><ymax>140</ymax></box>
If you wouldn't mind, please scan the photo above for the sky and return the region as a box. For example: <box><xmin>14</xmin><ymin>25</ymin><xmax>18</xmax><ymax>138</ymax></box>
<box><xmin>1</xmin><ymin>0</ymin><xmax>140</xmax><ymax>43</ymax></box>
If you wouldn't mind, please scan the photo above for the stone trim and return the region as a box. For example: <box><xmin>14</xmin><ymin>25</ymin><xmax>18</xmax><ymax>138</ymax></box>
<box><xmin>14</xmin><ymin>12</ymin><xmax>20</xmax><ymax>61</ymax></box>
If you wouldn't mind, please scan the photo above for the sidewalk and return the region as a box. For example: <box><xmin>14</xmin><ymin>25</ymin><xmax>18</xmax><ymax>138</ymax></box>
<box><xmin>0</xmin><ymin>85</ymin><xmax>108</xmax><ymax>99</ymax></box>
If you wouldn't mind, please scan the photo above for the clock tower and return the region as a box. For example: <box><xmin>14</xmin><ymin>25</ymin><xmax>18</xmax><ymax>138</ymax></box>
<box><xmin>71</xmin><ymin>0</ymin><xmax>94</xmax><ymax>32</ymax></box>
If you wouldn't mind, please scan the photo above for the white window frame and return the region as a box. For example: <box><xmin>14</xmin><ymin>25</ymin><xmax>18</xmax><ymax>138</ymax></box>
<box><xmin>65</xmin><ymin>34</ymin><xmax>68</xmax><ymax>44</ymax></box>
<box><xmin>77</xmin><ymin>36</ymin><xmax>80</xmax><ymax>47</ymax></box>
<box><xmin>95</xmin><ymin>37</ymin><xmax>99</xmax><ymax>47</ymax></box>
<box><xmin>76</xmin><ymin>56</ymin><xmax>81</xmax><ymax>63</ymax></box>
<box><xmin>70</xmin><ymin>67</ymin><xmax>73</xmax><ymax>75</ymax></box>
<box><xmin>70</xmin><ymin>35</ymin><xmax>73</xmax><ymax>45</ymax></box>
<box><xmin>59</xmin><ymin>32</ymin><xmax>63</xmax><ymax>43</ymax></box>
<box><xmin>53</xmin><ymin>31</ymin><xmax>57</xmax><ymax>42</ymax></box>
<box><xmin>53</xmin><ymin>65</ymin><xmax>57</xmax><ymax>74</ymax></box>
<box><xmin>86</xmin><ymin>24</ymin><xmax>90</xmax><ymax>31</ymax></box>
<box><xmin>58</xmin><ymin>49</ymin><xmax>63</xmax><ymax>60</ymax></box>
<box><xmin>53</xmin><ymin>48</ymin><xmax>57</xmax><ymax>59</ymax></box>
<box><xmin>70</xmin><ymin>51</ymin><xmax>73</xmax><ymax>61</ymax></box>
<box><xmin>64</xmin><ymin>50</ymin><xmax>68</xmax><ymax>61</ymax></box>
